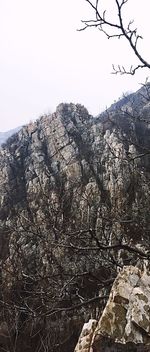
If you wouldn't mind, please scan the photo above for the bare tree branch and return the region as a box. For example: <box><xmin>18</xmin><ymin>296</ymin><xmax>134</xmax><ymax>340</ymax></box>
<box><xmin>80</xmin><ymin>0</ymin><xmax>150</xmax><ymax>74</ymax></box>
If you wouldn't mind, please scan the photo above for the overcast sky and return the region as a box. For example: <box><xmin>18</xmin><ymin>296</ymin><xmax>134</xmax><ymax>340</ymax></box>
<box><xmin>0</xmin><ymin>0</ymin><xmax>149</xmax><ymax>131</ymax></box>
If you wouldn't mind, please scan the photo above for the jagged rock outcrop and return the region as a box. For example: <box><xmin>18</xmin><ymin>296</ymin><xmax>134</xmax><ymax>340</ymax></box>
<box><xmin>0</xmin><ymin>84</ymin><xmax>150</xmax><ymax>351</ymax></box>
<box><xmin>75</xmin><ymin>266</ymin><xmax>150</xmax><ymax>352</ymax></box>
<box><xmin>74</xmin><ymin>319</ymin><xmax>97</xmax><ymax>352</ymax></box>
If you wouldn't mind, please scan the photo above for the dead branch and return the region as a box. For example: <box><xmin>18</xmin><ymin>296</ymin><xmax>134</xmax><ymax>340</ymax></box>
<box><xmin>80</xmin><ymin>0</ymin><xmax>150</xmax><ymax>74</ymax></box>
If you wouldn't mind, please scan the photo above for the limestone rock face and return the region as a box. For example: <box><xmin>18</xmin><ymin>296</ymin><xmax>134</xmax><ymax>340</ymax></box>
<box><xmin>74</xmin><ymin>319</ymin><xmax>97</xmax><ymax>352</ymax></box>
<box><xmin>75</xmin><ymin>266</ymin><xmax>150</xmax><ymax>352</ymax></box>
<box><xmin>94</xmin><ymin>266</ymin><xmax>150</xmax><ymax>345</ymax></box>
<box><xmin>0</xmin><ymin>85</ymin><xmax>150</xmax><ymax>351</ymax></box>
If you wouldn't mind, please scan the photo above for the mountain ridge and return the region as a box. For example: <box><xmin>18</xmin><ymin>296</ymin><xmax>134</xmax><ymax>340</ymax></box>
<box><xmin>0</xmin><ymin>126</ymin><xmax>21</xmax><ymax>145</ymax></box>
<box><xmin>1</xmin><ymin>82</ymin><xmax>150</xmax><ymax>146</ymax></box>
<box><xmin>0</xmin><ymin>85</ymin><xmax>150</xmax><ymax>351</ymax></box>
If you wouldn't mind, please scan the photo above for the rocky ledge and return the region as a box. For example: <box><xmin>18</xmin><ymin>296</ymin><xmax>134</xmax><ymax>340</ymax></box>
<box><xmin>75</xmin><ymin>266</ymin><xmax>150</xmax><ymax>352</ymax></box>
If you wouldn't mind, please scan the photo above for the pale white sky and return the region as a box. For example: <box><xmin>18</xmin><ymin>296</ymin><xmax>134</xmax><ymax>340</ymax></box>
<box><xmin>0</xmin><ymin>0</ymin><xmax>149</xmax><ymax>131</ymax></box>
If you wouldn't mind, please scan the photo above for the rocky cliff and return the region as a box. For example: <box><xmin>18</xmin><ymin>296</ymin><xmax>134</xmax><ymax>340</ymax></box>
<box><xmin>0</xmin><ymin>84</ymin><xmax>150</xmax><ymax>351</ymax></box>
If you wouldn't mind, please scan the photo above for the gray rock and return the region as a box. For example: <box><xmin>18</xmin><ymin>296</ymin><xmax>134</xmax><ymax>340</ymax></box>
<box><xmin>0</xmin><ymin>85</ymin><xmax>150</xmax><ymax>351</ymax></box>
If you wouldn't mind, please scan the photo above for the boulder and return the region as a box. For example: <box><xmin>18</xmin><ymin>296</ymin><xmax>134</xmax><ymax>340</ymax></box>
<box><xmin>75</xmin><ymin>266</ymin><xmax>150</xmax><ymax>352</ymax></box>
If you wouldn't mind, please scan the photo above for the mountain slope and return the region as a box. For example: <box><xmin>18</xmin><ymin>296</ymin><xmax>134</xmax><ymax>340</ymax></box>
<box><xmin>0</xmin><ymin>86</ymin><xmax>150</xmax><ymax>352</ymax></box>
<box><xmin>0</xmin><ymin>126</ymin><xmax>21</xmax><ymax>145</ymax></box>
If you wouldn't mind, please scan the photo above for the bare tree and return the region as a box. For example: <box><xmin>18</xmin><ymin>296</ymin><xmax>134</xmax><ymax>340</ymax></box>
<box><xmin>80</xmin><ymin>0</ymin><xmax>150</xmax><ymax>75</ymax></box>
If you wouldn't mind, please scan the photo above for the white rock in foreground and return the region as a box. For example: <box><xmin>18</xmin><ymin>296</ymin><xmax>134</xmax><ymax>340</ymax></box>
<box><xmin>75</xmin><ymin>266</ymin><xmax>150</xmax><ymax>352</ymax></box>
<box><xmin>74</xmin><ymin>319</ymin><xmax>97</xmax><ymax>352</ymax></box>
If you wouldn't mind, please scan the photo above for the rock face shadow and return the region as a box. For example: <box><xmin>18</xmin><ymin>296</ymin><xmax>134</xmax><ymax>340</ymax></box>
<box><xmin>93</xmin><ymin>337</ymin><xmax>150</xmax><ymax>352</ymax></box>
